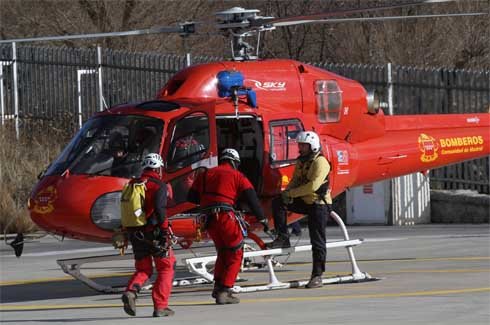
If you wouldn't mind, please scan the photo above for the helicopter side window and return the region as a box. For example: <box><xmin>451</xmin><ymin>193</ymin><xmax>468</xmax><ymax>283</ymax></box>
<box><xmin>167</xmin><ymin>112</ymin><xmax>210</xmax><ymax>172</ymax></box>
<box><xmin>269</xmin><ymin>119</ymin><xmax>303</xmax><ymax>165</ymax></box>
<box><xmin>315</xmin><ymin>80</ymin><xmax>342</xmax><ymax>123</ymax></box>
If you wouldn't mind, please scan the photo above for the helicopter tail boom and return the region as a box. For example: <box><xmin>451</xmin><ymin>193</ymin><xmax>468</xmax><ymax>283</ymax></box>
<box><xmin>346</xmin><ymin>113</ymin><xmax>489</xmax><ymax>187</ymax></box>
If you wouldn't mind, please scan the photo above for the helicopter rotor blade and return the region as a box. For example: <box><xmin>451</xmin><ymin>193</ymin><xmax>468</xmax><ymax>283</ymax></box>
<box><xmin>272</xmin><ymin>12</ymin><xmax>486</xmax><ymax>27</ymax></box>
<box><xmin>0</xmin><ymin>0</ymin><xmax>483</xmax><ymax>45</ymax></box>
<box><xmin>250</xmin><ymin>0</ymin><xmax>461</xmax><ymax>28</ymax></box>
<box><xmin>0</xmin><ymin>23</ymin><xmax>197</xmax><ymax>44</ymax></box>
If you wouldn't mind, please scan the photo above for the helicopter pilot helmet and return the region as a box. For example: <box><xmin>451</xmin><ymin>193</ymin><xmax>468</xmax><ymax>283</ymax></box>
<box><xmin>296</xmin><ymin>131</ymin><xmax>321</xmax><ymax>153</ymax></box>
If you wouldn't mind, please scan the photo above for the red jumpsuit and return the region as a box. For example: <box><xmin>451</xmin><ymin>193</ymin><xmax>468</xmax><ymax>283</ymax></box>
<box><xmin>125</xmin><ymin>169</ymin><xmax>175</xmax><ymax>311</ymax></box>
<box><xmin>190</xmin><ymin>163</ymin><xmax>254</xmax><ymax>288</ymax></box>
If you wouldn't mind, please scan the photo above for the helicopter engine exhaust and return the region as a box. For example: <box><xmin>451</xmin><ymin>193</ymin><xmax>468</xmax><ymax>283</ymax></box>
<box><xmin>366</xmin><ymin>89</ymin><xmax>381</xmax><ymax>114</ymax></box>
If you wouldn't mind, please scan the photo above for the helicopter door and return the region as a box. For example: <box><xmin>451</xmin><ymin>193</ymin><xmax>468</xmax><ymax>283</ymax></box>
<box><xmin>163</xmin><ymin>109</ymin><xmax>217</xmax><ymax>210</ymax></box>
<box><xmin>261</xmin><ymin>115</ymin><xmax>304</xmax><ymax>196</ymax></box>
<box><xmin>216</xmin><ymin>116</ymin><xmax>264</xmax><ymax>191</ymax></box>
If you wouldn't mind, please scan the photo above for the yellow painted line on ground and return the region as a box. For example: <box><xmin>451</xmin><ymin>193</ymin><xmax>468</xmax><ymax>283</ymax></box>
<box><xmin>238</xmin><ymin>287</ymin><xmax>490</xmax><ymax>304</ymax></box>
<box><xmin>0</xmin><ymin>303</ymin><xmax>131</xmax><ymax>311</ymax></box>
<box><xmin>1</xmin><ymin>287</ymin><xmax>489</xmax><ymax>311</ymax></box>
<box><xmin>382</xmin><ymin>268</ymin><xmax>490</xmax><ymax>274</ymax></box>
<box><xmin>0</xmin><ymin>277</ymin><xmax>73</xmax><ymax>286</ymax></box>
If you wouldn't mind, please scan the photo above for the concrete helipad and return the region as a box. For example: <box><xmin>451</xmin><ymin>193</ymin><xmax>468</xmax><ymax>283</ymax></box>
<box><xmin>1</xmin><ymin>224</ymin><xmax>489</xmax><ymax>324</ymax></box>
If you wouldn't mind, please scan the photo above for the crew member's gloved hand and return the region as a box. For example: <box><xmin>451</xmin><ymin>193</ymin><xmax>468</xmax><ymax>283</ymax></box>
<box><xmin>153</xmin><ymin>227</ymin><xmax>162</xmax><ymax>240</ymax></box>
<box><xmin>281</xmin><ymin>190</ymin><xmax>292</xmax><ymax>205</ymax></box>
<box><xmin>259</xmin><ymin>219</ymin><xmax>269</xmax><ymax>233</ymax></box>
<box><xmin>158</xmin><ymin>236</ymin><xmax>167</xmax><ymax>249</ymax></box>
<box><xmin>111</xmin><ymin>229</ymin><xmax>128</xmax><ymax>255</ymax></box>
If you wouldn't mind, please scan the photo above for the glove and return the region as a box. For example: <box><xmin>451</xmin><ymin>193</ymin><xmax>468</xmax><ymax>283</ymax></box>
<box><xmin>281</xmin><ymin>190</ymin><xmax>292</xmax><ymax>205</ymax></box>
<box><xmin>153</xmin><ymin>226</ymin><xmax>169</xmax><ymax>241</ymax></box>
<box><xmin>111</xmin><ymin>230</ymin><xmax>128</xmax><ymax>255</ymax></box>
<box><xmin>153</xmin><ymin>227</ymin><xmax>162</xmax><ymax>240</ymax></box>
<box><xmin>157</xmin><ymin>236</ymin><xmax>167</xmax><ymax>249</ymax></box>
<box><xmin>153</xmin><ymin>230</ymin><xmax>169</xmax><ymax>258</ymax></box>
<box><xmin>259</xmin><ymin>219</ymin><xmax>269</xmax><ymax>233</ymax></box>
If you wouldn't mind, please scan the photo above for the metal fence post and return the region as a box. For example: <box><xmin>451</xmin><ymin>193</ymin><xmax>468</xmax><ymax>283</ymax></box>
<box><xmin>12</xmin><ymin>42</ymin><xmax>19</xmax><ymax>139</ymax></box>
<box><xmin>0</xmin><ymin>63</ymin><xmax>5</xmax><ymax>126</ymax></box>
<box><xmin>387</xmin><ymin>62</ymin><xmax>394</xmax><ymax>116</ymax></box>
<box><xmin>77</xmin><ymin>69</ymin><xmax>97</xmax><ymax>128</ymax></box>
<box><xmin>97</xmin><ymin>46</ymin><xmax>105</xmax><ymax>111</ymax></box>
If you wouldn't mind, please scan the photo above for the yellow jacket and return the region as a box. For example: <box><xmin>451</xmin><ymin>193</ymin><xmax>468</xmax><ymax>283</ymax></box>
<box><xmin>287</xmin><ymin>152</ymin><xmax>332</xmax><ymax>205</ymax></box>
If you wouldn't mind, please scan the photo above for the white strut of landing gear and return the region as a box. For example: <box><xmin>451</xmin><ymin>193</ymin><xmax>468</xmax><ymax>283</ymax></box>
<box><xmin>184</xmin><ymin>211</ymin><xmax>374</xmax><ymax>293</ymax></box>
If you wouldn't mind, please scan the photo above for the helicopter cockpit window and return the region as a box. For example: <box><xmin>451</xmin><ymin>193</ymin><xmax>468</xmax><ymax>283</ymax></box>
<box><xmin>166</xmin><ymin>112</ymin><xmax>209</xmax><ymax>172</ymax></box>
<box><xmin>269</xmin><ymin>119</ymin><xmax>303</xmax><ymax>165</ymax></box>
<box><xmin>315</xmin><ymin>80</ymin><xmax>342</xmax><ymax>123</ymax></box>
<box><xmin>45</xmin><ymin>115</ymin><xmax>163</xmax><ymax>178</ymax></box>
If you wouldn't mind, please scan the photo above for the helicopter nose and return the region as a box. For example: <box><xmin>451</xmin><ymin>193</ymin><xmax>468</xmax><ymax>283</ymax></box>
<box><xmin>29</xmin><ymin>181</ymin><xmax>61</xmax><ymax>231</ymax></box>
<box><xmin>29</xmin><ymin>175</ymin><xmax>127</xmax><ymax>241</ymax></box>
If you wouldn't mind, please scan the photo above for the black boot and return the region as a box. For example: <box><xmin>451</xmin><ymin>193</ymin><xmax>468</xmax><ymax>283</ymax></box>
<box><xmin>266</xmin><ymin>235</ymin><xmax>291</xmax><ymax>249</ymax></box>
<box><xmin>121</xmin><ymin>291</ymin><xmax>137</xmax><ymax>316</ymax></box>
<box><xmin>305</xmin><ymin>275</ymin><xmax>323</xmax><ymax>288</ymax></box>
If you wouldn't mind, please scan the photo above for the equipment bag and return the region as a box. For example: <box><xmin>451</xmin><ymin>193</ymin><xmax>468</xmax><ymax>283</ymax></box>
<box><xmin>120</xmin><ymin>181</ymin><xmax>147</xmax><ymax>227</ymax></box>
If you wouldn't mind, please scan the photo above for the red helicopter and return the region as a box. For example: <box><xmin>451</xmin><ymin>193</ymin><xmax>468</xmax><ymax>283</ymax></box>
<box><xmin>11</xmin><ymin>2</ymin><xmax>487</xmax><ymax>256</ymax></box>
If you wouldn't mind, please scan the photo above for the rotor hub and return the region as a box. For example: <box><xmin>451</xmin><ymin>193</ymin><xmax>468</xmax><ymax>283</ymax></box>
<box><xmin>215</xmin><ymin>8</ymin><xmax>274</xmax><ymax>61</ymax></box>
<box><xmin>215</xmin><ymin>7</ymin><xmax>260</xmax><ymax>28</ymax></box>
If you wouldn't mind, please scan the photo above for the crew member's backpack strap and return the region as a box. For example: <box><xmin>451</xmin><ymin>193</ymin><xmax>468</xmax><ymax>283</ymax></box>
<box><xmin>146</xmin><ymin>177</ymin><xmax>169</xmax><ymax>227</ymax></box>
<box><xmin>314</xmin><ymin>154</ymin><xmax>330</xmax><ymax>204</ymax></box>
<box><xmin>147</xmin><ymin>177</ymin><xmax>165</xmax><ymax>187</ymax></box>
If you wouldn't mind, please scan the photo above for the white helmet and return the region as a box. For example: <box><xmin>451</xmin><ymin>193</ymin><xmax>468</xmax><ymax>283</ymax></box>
<box><xmin>220</xmin><ymin>148</ymin><xmax>241</xmax><ymax>165</ymax></box>
<box><xmin>296</xmin><ymin>131</ymin><xmax>321</xmax><ymax>153</ymax></box>
<box><xmin>142</xmin><ymin>153</ymin><xmax>164</xmax><ymax>169</ymax></box>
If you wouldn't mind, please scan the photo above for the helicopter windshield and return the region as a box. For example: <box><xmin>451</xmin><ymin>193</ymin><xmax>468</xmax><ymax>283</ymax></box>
<box><xmin>45</xmin><ymin>115</ymin><xmax>164</xmax><ymax>178</ymax></box>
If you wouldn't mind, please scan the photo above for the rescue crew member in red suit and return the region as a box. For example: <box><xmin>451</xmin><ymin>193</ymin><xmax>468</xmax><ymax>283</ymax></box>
<box><xmin>187</xmin><ymin>148</ymin><xmax>268</xmax><ymax>304</ymax></box>
<box><xmin>121</xmin><ymin>153</ymin><xmax>176</xmax><ymax>317</ymax></box>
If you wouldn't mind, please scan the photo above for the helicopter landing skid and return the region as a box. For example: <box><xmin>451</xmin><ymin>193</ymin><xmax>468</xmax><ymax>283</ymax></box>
<box><xmin>185</xmin><ymin>211</ymin><xmax>375</xmax><ymax>293</ymax></box>
<box><xmin>57</xmin><ymin>212</ymin><xmax>373</xmax><ymax>294</ymax></box>
<box><xmin>56</xmin><ymin>253</ymin><xmax>212</xmax><ymax>294</ymax></box>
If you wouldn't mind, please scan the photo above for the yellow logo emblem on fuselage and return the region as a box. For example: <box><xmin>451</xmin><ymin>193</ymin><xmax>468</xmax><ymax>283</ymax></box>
<box><xmin>418</xmin><ymin>133</ymin><xmax>439</xmax><ymax>163</ymax></box>
<box><xmin>33</xmin><ymin>185</ymin><xmax>58</xmax><ymax>214</ymax></box>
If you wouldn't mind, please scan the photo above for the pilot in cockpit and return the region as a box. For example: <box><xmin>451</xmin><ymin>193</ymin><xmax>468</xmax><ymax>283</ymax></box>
<box><xmin>109</xmin><ymin>133</ymin><xmax>129</xmax><ymax>177</ymax></box>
